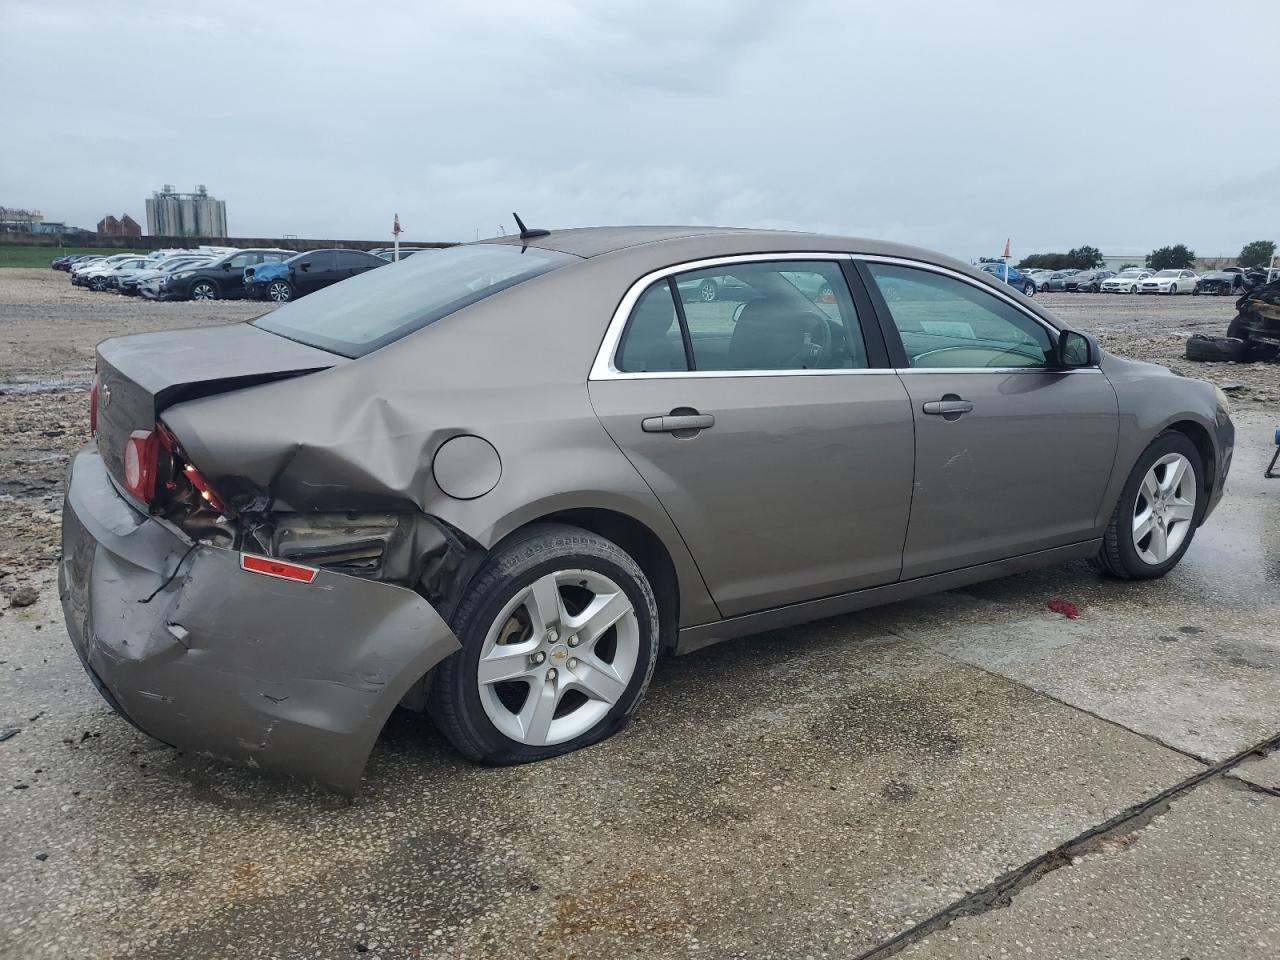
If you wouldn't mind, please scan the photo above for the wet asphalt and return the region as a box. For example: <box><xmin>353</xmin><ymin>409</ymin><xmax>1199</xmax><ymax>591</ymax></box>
<box><xmin>1</xmin><ymin>411</ymin><xmax>1278</xmax><ymax>959</ymax></box>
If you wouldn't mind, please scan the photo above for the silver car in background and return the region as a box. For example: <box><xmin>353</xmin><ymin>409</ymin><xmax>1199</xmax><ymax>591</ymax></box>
<box><xmin>61</xmin><ymin>226</ymin><xmax>1233</xmax><ymax>793</ymax></box>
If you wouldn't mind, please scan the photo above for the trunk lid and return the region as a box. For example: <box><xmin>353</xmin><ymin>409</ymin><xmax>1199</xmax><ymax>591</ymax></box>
<box><xmin>95</xmin><ymin>322</ymin><xmax>344</xmax><ymax>489</ymax></box>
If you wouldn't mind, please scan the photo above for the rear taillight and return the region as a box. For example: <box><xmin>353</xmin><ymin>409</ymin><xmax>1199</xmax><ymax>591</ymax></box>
<box><xmin>123</xmin><ymin>429</ymin><xmax>160</xmax><ymax>502</ymax></box>
<box><xmin>89</xmin><ymin>375</ymin><xmax>99</xmax><ymax>435</ymax></box>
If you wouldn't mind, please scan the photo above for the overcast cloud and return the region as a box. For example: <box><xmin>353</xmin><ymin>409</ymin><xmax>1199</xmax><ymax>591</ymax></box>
<box><xmin>2</xmin><ymin>0</ymin><xmax>1276</xmax><ymax>261</ymax></box>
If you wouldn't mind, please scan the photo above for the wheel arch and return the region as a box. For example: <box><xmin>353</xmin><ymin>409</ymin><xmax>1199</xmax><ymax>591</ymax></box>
<box><xmin>1162</xmin><ymin>417</ymin><xmax>1217</xmax><ymax>509</ymax></box>
<box><xmin>491</xmin><ymin>507</ymin><xmax>683</xmax><ymax>653</ymax></box>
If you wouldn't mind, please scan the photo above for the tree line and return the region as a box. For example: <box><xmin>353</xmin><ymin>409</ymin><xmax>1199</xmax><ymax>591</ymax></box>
<box><xmin>1016</xmin><ymin>240</ymin><xmax>1275</xmax><ymax>272</ymax></box>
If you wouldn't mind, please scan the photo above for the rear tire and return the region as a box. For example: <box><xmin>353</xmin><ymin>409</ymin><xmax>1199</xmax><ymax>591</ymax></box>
<box><xmin>429</xmin><ymin>524</ymin><xmax>659</xmax><ymax>764</ymax></box>
<box><xmin>1092</xmin><ymin>431</ymin><xmax>1205</xmax><ymax>579</ymax></box>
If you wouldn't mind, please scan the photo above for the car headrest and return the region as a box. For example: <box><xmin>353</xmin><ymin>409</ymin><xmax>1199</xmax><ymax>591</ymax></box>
<box><xmin>728</xmin><ymin>300</ymin><xmax>807</xmax><ymax>370</ymax></box>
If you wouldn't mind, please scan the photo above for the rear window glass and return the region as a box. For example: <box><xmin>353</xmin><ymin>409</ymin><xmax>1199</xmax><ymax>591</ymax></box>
<box><xmin>253</xmin><ymin>243</ymin><xmax>577</xmax><ymax>357</ymax></box>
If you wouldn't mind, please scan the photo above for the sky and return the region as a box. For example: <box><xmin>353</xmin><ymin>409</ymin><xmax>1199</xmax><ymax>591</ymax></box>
<box><xmin>2</xmin><ymin>0</ymin><xmax>1277</xmax><ymax>262</ymax></box>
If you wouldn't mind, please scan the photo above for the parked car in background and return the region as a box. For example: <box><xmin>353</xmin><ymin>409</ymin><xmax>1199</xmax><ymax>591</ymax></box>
<box><xmin>978</xmin><ymin>263</ymin><xmax>1037</xmax><ymax>295</ymax></box>
<box><xmin>61</xmin><ymin>226</ymin><xmax>1233</xmax><ymax>792</ymax></box>
<box><xmin>1195</xmin><ymin>270</ymin><xmax>1247</xmax><ymax>296</ymax></box>
<box><xmin>245</xmin><ymin>249</ymin><xmax>387</xmax><ymax>303</ymax></box>
<box><xmin>1101</xmin><ymin>268</ymin><xmax>1153</xmax><ymax>293</ymax></box>
<box><xmin>161</xmin><ymin>249</ymin><xmax>293</xmax><ymax>301</ymax></box>
<box><xmin>71</xmin><ymin>254</ymin><xmax>133</xmax><ymax>286</ymax></box>
<box><xmin>371</xmin><ymin>247</ymin><xmax>433</xmax><ymax>261</ymax></box>
<box><xmin>1059</xmin><ymin>270</ymin><xmax>1114</xmax><ymax>292</ymax></box>
<box><xmin>1023</xmin><ymin>268</ymin><xmax>1055</xmax><ymax>289</ymax></box>
<box><xmin>120</xmin><ymin>255</ymin><xmax>215</xmax><ymax>296</ymax></box>
<box><xmin>1044</xmin><ymin>270</ymin><xmax>1082</xmax><ymax>292</ymax></box>
<box><xmin>76</xmin><ymin>255</ymin><xmax>151</xmax><ymax>291</ymax></box>
<box><xmin>1140</xmin><ymin>269</ymin><xmax>1198</xmax><ymax>294</ymax></box>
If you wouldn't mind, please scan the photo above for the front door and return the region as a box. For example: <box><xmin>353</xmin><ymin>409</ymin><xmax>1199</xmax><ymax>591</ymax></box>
<box><xmin>859</xmin><ymin>259</ymin><xmax>1119</xmax><ymax>579</ymax></box>
<box><xmin>589</xmin><ymin>257</ymin><xmax>915</xmax><ymax>618</ymax></box>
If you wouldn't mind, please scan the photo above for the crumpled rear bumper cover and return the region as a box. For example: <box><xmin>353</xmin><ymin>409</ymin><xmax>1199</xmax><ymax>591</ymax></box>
<box><xmin>59</xmin><ymin>446</ymin><xmax>460</xmax><ymax>795</ymax></box>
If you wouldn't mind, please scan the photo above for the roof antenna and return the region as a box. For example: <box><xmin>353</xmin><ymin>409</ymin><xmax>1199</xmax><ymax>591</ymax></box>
<box><xmin>512</xmin><ymin>212</ymin><xmax>550</xmax><ymax>240</ymax></box>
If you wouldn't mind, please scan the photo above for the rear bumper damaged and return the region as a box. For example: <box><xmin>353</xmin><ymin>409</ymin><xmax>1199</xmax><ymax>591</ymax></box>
<box><xmin>59</xmin><ymin>446</ymin><xmax>460</xmax><ymax>795</ymax></box>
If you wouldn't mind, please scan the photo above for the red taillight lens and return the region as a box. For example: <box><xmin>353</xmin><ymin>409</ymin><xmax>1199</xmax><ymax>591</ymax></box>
<box><xmin>89</xmin><ymin>375</ymin><xmax>99</xmax><ymax>435</ymax></box>
<box><xmin>123</xmin><ymin>429</ymin><xmax>159</xmax><ymax>502</ymax></box>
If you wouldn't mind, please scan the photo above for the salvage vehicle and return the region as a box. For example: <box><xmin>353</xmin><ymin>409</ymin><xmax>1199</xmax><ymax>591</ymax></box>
<box><xmin>245</xmin><ymin>248</ymin><xmax>386</xmax><ymax>302</ymax></box>
<box><xmin>1059</xmin><ymin>269</ymin><xmax>1114</xmax><ymax>293</ymax></box>
<box><xmin>1195</xmin><ymin>270</ymin><xmax>1246</xmax><ymax>296</ymax></box>
<box><xmin>62</xmin><ymin>225</ymin><xmax>1234</xmax><ymax>794</ymax></box>
<box><xmin>1100</xmin><ymin>268</ymin><xmax>1152</xmax><ymax>293</ymax></box>
<box><xmin>1140</xmin><ymin>269</ymin><xmax>1198</xmax><ymax>294</ymax></box>
<box><xmin>120</xmin><ymin>255</ymin><xmax>215</xmax><ymax>296</ymax></box>
<box><xmin>78</xmin><ymin>255</ymin><xmax>152</xmax><ymax>291</ymax></box>
<box><xmin>160</xmin><ymin>248</ymin><xmax>293</xmax><ymax>301</ymax></box>
<box><xmin>977</xmin><ymin>262</ymin><xmax>1037</xmax><ymax>295</ymax></box>
<box><xmin>71</xmin><ymin>253</ymin><xmax>136</xmax><ymax>287</ymax></box>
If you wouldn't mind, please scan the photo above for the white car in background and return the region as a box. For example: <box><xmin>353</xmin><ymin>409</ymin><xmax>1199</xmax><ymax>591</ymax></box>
<box><xmin>1139</xmin><ymin>269</ymin><xmax>1198</xmax><ymax>295</ymax></box>
<box><xmin>75</xmin><ymin>255</ymin><xmax>151</xmax><ymax>291</ymax></box>
<box><xmin>1101</xmin><ymin>268</ymin><xmax>1153</xmax><ymax>293</ymax></box>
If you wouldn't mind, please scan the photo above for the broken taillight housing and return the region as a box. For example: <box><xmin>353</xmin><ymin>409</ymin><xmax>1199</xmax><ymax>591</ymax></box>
<box><xmin>123</xmin><ymin>429</ymin><xmax>160</xmax><ymax>501</ymax></box>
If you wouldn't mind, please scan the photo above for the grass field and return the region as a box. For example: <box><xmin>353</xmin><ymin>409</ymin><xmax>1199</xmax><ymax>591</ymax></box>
<box><xmin>0</xmin><ymin>246</ymin><xmax>122</xmax><ymax>268</ymax></box>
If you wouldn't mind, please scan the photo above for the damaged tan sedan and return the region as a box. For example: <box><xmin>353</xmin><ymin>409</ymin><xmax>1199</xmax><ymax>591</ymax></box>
<box><xmin>61</xmin><ymin>226</ymin><xmax>1234</xmax><ymax>793</ymax></box>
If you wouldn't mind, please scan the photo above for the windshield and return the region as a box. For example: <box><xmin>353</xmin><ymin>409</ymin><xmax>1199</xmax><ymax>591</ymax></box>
<box><xmin>1154</xmin><ymin>270</ymin><xmax>1179</xmax><ymax>277</ymax></box>
<box><xmin>1117</xmin><ymin>269</ymin><xmax>1144</xmax><ymax>277</ymax></box>
<box><xmin>253</xmin><ymin>243</ymin><xmax>579</xmax><ymax>358</ymax></box>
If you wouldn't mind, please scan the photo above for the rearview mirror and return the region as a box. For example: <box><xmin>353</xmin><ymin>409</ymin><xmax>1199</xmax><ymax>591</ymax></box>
<box><xmin>1056</xmin><ymin>329</ymin><xmax>1098</xmax><ymax>368</ymax></box>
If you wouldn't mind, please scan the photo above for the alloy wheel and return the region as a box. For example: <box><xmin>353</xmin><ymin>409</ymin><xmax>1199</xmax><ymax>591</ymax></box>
<box><xmin>1132</xmin><ymin>453</ymin><xmax>1197</xmax><ymax>565</ymax></box>
<box><xmin>699</xmin><ymin>280</ymin><xmax>717</xmax><ymax>302</ymax></box>
<box><xmin>192</xmin><ymin>282</ymin><xmax>215</xmax><ymax>301</ymax></box>
<box><xmin>268</xmin><ymin>281</ymin><xmax>292</xmax><ymax>302</ymax></box>
<box><xmin>477</xmin><ymin>569</ymin><xmax>639</xmax><ymax>746</ymax></box>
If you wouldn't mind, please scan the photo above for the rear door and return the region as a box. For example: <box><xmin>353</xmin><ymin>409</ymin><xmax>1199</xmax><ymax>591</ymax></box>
<box><xmin>858</xmin><ymin>258</ymin><xmax>1119</xmax><ymax>579</ymax></box>
<box><xmin>589</xmin><ymin>255</ymin><xmax>915</xmax><ymax>618</ymax></box>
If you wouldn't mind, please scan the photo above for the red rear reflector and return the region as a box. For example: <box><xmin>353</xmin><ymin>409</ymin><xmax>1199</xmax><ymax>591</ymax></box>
<box><xmin>240</xmin><ymin>554</ymin><xmax>318</xmax><ymax>583</ymax></box>
<box><xmin>123</xmin><ymin>429</ymin><xmax>159</xmax><ymax>502</ymax></box>
<box><xmin>89</xmin><ymin>375</ymin><xmax>99</xmax><ymax>435</ymax></box>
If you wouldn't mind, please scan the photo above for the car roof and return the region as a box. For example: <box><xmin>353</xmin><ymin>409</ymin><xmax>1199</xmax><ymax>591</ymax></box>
<box><xmin>483</xmin><ymin>224</ymin><xmax>968</xmax><ymax>266</ymax></box>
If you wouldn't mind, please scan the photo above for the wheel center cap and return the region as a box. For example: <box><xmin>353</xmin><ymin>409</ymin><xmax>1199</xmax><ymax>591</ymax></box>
<box><xmin>549</xmin><ymin>646</ymin><xmax>569</xmax><ymax>663</ymax></box>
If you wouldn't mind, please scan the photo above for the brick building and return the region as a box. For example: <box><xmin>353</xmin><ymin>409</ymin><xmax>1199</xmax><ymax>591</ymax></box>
<box><xmin>97</xmin><ymin>214</ymin><xmax>142</xmax><ymax>238</ymax></box>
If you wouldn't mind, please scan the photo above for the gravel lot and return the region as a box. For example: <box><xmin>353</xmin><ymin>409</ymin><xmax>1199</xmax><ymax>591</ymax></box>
<box><xmin>1</xmin><ymin>267</ymin><xmax>1278</xmax><ymax>959</ymax></box>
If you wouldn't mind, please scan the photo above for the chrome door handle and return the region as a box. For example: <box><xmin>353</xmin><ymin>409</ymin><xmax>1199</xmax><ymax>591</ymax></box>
<box><xmin>641</xmin><ymin>413</ymin><xmax>715</xmax><ymax>433</ymax></box>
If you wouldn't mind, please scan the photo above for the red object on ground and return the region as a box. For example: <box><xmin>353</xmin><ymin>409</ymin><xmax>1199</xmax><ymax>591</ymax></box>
<box><xmin>1048</xmin><ymin>599</ymin><xmax>1080</xmax><ymax>620</ymax></box>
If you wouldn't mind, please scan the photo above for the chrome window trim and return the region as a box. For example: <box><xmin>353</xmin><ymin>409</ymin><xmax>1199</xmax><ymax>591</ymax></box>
<box><xmin>589</xmin><ymin>252</ymin><xmax>872</xmax><ymax>381</ymax></box>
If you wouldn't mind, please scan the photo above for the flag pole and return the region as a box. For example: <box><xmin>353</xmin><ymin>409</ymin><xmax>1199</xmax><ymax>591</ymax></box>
<box><xmin>393</xmin><ymin>213</ymin><xmax>401</xmax><ymax>262</ymax></box>
<box><xmin>1003</xmin><ymin>238</ymin><xmax>1011</xmax><ymax>283</ymax></box>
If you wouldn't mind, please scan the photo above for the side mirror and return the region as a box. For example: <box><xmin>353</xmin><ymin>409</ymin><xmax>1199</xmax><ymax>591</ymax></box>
<box><xmin>1056</xmin><ymin>329</ymin><xmax>1099</xmax><ymax>368</ymax></box>
<box><xmin>222</xmin><ymin>262</ymin><xmax>232</xmax><ymax>270</ymax></box>
<box><xmin>300</xmin><ymin>262</ymin><xmax>311</xmax><ymax>272</ymax></box>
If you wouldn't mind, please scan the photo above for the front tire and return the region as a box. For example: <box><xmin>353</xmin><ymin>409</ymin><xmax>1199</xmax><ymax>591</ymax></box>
<box><xmin>267</xmin><ymin>279</ymin><xmax>294</xmax><ymax>303</ymax></box>
<box><xmin>1092</xmin><ymin>431</ymin><xmax>1204</xmax><ymax>579</ymax></box>
<box><xmin>699</xmin><ymin>279</ymin><xmax>718</xmax><ymax>302</ymax></box>
<box><xmin>430</xmin><ymin>524</ymin><xmax>659</xmax><ymax>764</ymax></box>
<box><xmin>190</xmin><ymin>279</ymin><xmax>219</xmax><ymax>301</ymax></box>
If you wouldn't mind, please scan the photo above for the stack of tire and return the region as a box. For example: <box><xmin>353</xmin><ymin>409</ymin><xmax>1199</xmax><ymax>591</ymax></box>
<box><xmin>1186</xmin><ymin>280</ymin><xmax>1280</xmax><ymax>363</ymax></box>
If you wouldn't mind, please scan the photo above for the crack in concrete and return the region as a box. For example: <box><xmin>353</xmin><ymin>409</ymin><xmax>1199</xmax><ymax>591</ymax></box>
<box><xmin>851</xmin><ymin>731</ymin><xmax>1280</xmax><ymax>960</ymax></box>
